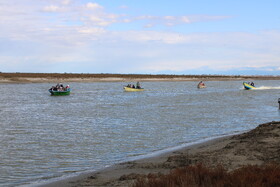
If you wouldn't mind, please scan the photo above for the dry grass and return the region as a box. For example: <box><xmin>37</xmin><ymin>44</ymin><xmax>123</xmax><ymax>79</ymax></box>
<box><xmin>133</xmin><ymin>163</ymin><xmax>280</xmax><ymax>187</ymax></box>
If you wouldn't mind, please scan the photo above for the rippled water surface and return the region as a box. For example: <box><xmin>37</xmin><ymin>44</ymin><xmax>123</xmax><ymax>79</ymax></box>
<box><xmin>1</xmin><ymin>81</ymin><xmax>280</xmax><ymax>186</ymax></box>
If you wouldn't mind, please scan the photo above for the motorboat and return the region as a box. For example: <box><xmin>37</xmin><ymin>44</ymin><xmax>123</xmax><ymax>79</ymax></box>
<box><xmin>49</xmin><ymin>84</ymin><xmax>71</xmax><ymax>95</ymax></box>
<box><xmin>197</xmin><ymin>82</ymin><xmax>206</xmax><ymax>88</ymax></box>
<box><xmin>123</xmin><ymin>86</ymin><xmax>144</xmax><ymax>92</ymax></box>
<box><xmin>243</xmin><ymin>82</ymin><xmax>256</xmax><ymax>90</ymax></box>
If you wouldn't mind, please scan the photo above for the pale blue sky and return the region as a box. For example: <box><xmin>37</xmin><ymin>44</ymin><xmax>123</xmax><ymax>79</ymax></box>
<box><xmin>0</xmin><ymin>0</ymin><xmax>280</xmax><ymax>75</ymax></box>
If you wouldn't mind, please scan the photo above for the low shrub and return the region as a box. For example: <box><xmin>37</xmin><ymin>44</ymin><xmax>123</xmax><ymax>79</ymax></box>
<box><xmin>133</xmin><ymin>163</ymin><xmax>280</xmax><ymax>187</ymax></box>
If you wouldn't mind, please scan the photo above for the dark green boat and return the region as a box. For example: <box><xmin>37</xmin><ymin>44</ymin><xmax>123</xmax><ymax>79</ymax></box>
<box><xmin>49</xmin><ymin>84</ymin><xmax>71</xmax><ymax>96</ymax></box>
<box><xmin>49</xmin><ymin>88</ymin><xmax>71</xmax><ymax>96</ymax></box>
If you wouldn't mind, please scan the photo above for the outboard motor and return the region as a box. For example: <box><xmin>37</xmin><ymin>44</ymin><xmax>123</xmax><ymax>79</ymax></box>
<box><xmin>278</xmin><ymin>98</ymin><xmax>280</xmax><ymax>109</ymax></box>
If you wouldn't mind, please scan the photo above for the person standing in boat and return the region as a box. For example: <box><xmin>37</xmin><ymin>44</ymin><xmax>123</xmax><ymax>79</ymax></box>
<box><xmin>136</xmin><ymin>82</ymin><xmax>141</xmax><ymax>89</ymax></box>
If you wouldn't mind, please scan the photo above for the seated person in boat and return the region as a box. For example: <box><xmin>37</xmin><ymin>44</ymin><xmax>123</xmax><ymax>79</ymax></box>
<box><xmin>57</xmin><ymin>84</ymin><xmax>64</xmax><ymax>91</ymax></box>
<box><xmin>50</xmin><ymin>86</ymin><xmax>57</xmax><ymax>91</ymax></box>
<box><xmin>50</xmin><ymin>83</ymin><xmax>67</xmax><ymax>91</ymax></box>
<box><xmin>250</xmin><ymin>82</ymin><xmax>254</xmax><ymax>86</ymax></box>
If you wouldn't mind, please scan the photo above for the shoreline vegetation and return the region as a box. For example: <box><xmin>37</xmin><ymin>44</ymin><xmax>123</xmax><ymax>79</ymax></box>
<box><xmin>43</xmin><ymin>121</ymin><xmax>280</xmax><ymax>187</ymax></box>
<box><xmin>1</xmin><ymin>72</ymin><xmax>280</xmax><ymax>83</ymax></box>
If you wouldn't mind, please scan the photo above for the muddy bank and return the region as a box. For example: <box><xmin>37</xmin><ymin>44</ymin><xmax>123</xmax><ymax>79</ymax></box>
<box><xmin>42</xmin><ymin>121</ymin><xmax>280</xmax><ymax>187</ymax></box>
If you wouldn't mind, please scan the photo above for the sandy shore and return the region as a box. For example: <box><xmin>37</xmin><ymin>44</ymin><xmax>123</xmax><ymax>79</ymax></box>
<box><xmin>40</xmin><ymin>121</ymin><xmax>280</xmax><ymax>187</ymax></box>
<box><xmin>1</xmin><ymin>73</ymin><xmax>280</xmax><ymax>83</ymax></box>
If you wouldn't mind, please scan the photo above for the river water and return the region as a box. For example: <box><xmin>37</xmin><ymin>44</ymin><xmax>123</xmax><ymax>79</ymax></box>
<box><xmin>1</xmin><ymin>80</ymin><xmax>280</xmax><ymax>186</ymax></box>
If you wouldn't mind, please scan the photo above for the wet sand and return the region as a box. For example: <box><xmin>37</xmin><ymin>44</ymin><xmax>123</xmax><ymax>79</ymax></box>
<box><xmin>41</xmin><ymin>121</ymin><xmax>280</xmax><ymax>187</ymax></box>
<box><xmin>1</xmin><ymin>72</ymin><xmax>280</xmax><ymax>83</ymax></box>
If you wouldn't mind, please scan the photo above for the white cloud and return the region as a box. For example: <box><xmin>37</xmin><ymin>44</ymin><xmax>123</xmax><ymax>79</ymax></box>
<box><xmin>61</xmin><ymin>0</ymin><xmax>71</xmax><ymax>5</ymax></box>
<box><xmin>132</xmin><ymin>15</ymin><xmax>230</xmax><ymax>28</ymax></box>
<box><xmin>89</xmin><ymin>15</ymin><xmax>103</xmax><ymax>22</ymax></box>
<box><xmin>116</xmin><ymin>31</ymin><xmax>187</xmax><ymax>44</ymax></box>
<box><xmin>136</xmin><ymin>15</ymin><xmax>158</xmax><ymax>20</ymax></box>
<box><xmin>181</xmin><ymin>16</ymin><xmax>191</xmax><ymax>23</ymax></box>
<box><xmin>88</xmin><ymin>15</ymin><xmax>116</xmax><ymax>26</ymax></box>
<box><xmin>78</xmin><ymin>27</ymin><xmax>106</xmax><ymax>35</ymax></box>
<box><xmin>43</xmin><ymin>5</ymin><xmax>60</xmax><ymax>12</ymax></box>
<box><xmin>123</xmin><ymin>18</ymin><xmax>131</xmax><ymax>23</ymax></box>
<box><xmin>164</xmin><ymin>16</ymin><xmax>175</xmax><ymax>20</ymax></box>
<box><xmin>86</xmin><ymin>2</ymin><xmax>103</xmax><ymax>10</ymax></box>
<box><xmin>106</xmin><ymin>14</ymin><xmax>119</xmax><ymax>20</ymax></box>
<box><xmin>144</xmin><ymin>23</ymin><xmax>154</xmax><ymax>28</ymax></box>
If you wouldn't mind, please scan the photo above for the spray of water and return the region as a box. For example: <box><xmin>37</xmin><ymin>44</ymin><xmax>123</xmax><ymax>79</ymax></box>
<box><xmin>255</xmin><ymin>86</ymin><xmax>280</xmax><ymax>90</ymax></box>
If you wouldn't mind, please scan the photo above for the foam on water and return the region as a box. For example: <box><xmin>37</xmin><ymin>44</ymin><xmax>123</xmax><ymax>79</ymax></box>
<box><xmin>255</xmin><ymin>86</ymin><xmax>280</xmax><ymax>90</ymax></box>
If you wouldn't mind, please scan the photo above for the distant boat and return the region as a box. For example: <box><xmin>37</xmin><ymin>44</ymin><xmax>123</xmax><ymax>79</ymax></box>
<box><xmin>243</xmin><ymin>82</ymin><xmax>256</xmax><ymax>90</ymax></box>
<box><xmin>49</xmin><ymin>88</ymin><xmax>71</xmax><ymax>95</ymax></box>
<box><xmin>49</xmin><ymin>84</ymin><xmax>71</xmax><ymax>95</ymax></box>
<box><xmin>123</xmin><ymin>86</ymin><xmax>144</xmax><ymax>92</ymax></box>
<box><xmin>197</xmin><ymin>82</ymin><xmax>206</xmax><ymax>89</ymax></box>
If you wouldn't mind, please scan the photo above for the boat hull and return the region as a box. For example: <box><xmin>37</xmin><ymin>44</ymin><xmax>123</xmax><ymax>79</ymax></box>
<box><xmin>197</xmin><ymin>85</ymin><xmax>206</xmax><ymax>89</ymax></box>
<box><xmin>49</xmin><ymin>89</ymin><xmax>71</xmax><ymax>96</ymax></box>
<box><xmin>243</xmin><ymin>82</ymin><xmax>256</xmax><ymax>90</ymax></box>
<box><xmin>124</xmin><ymin>87</ymin><xmax>144</xmax><ymax>92</ymax></box>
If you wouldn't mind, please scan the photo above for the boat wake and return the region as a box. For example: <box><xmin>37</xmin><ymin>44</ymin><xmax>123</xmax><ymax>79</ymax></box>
<box><xmin>255</xmin><ymin>86</ymin><xmax>280</xmax><ymax>90</ymax></box>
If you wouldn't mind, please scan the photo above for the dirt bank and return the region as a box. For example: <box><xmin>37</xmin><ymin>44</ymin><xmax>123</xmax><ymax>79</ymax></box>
<box><xmin>42</xmin><ymin>121</ymin><xmax>280</xmax><ymax>187</ymax></box>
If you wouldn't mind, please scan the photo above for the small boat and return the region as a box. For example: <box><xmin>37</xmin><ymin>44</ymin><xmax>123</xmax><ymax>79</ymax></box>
<box><xmin>197</xmin><ymin>84</ymin><xmax>206</xmax><ymax>89</ymax></box>
<box><xmin>243</xmin><ymin>82</ymin><xmax>256</xmax><ymax>90</ymax></box>
<box><xmin>197</xmin><ymin>81</ymin><xmax>206</xmax><ymax>89</ymax></box>
<box><xmin>123</xmin><ymin>86</ymin><xmax>144</xmax><ymax>92</ymax></box>
<box><xmin>49</xmin><ymin>88</ymin><xmax>71</xmax><ymax>95</ymax></box>
<box><xmin>49</xmin><ymin>84</ymin><xmax>71</xmax><ymax>95</ymax></box>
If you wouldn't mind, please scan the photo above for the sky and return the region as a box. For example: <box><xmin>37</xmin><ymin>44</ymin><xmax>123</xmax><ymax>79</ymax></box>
<box><xmin>0</xmin><ymin>0</ymin><xmax>280</xmax><ymax>75</ymax></box>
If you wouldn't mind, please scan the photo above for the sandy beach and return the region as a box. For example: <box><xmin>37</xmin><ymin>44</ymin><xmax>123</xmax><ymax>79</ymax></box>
<box><xmin>41</xmin><ymin>121</ymin><xmax>280</xmax><ymax>187</ymax></box>
<box><xmin>1</xmin><ymin>72</ymin><xmax>280</xmax><ymax>83</ymax></box>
